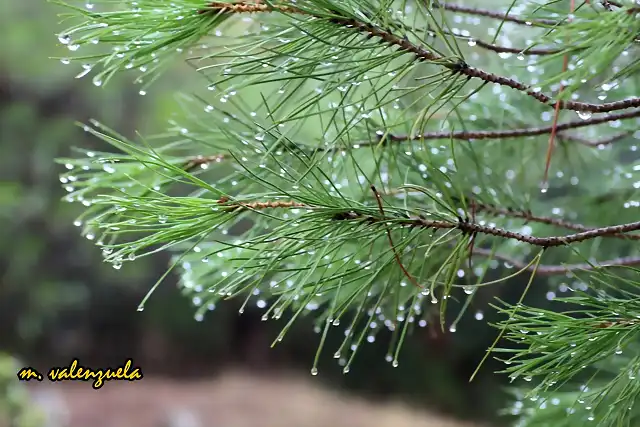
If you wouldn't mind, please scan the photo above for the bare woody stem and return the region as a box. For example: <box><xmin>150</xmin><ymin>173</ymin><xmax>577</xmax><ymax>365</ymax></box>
<box><xmin>372</xmin><ymin>109</ymin><xmax>640</xmax><ymax>144</ymax></box>
<box><xmin>214</xmin><ymin>197</ymin><xmax>640</xmax><ymax>248</ymax></box>
<box><xmin>382</xmin><ymin>191</ymin><xmax>640</xmax><ymax>241</ymax></box>
<box><xmin>472</xmin><ymin>201</ymin><xmax>640</xmax><ymax>241</ymax></box>
<box><xmin>200</xmin><ymin>2</ymin><xmax>640</xmax><ymax>113</ymax></box>
<box><xmin>432</xmin><ymin>2</ymin><xmax>558</xmax><ymax>26</ymax></box>
<box><xmin>182</xmin><ymin>110</ymin><xmax>638</xmax><ymax>169</ymax></box>
<box><xmin>472</xmin><ymin>248</ymin><xmax>640</xmax><ymax>276</ymax></box>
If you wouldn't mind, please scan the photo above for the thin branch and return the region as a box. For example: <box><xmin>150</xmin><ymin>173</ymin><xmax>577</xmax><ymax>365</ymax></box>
<box><xmin>184</xmin><ymin>154</ymin><xmax>225</xmax><ymax>171</ymax></box>
<box><xmin>209</xmin><ymin>197</ymin><xmax>640</xmax><ymax>247</ymax></box>
<box><xmin>376</xmin><ymin>109</ymin><xmax>640</xmax><ymax>143</ymax></box>
<box><xmin>472</xmin><ymin>247</ymin><xmax>640</xmax><ymax>276</ymax></box>
<box><xmin>558</xmin><ymin>131</ymin><xmax>631</xmax><ymax>147</ymax></box>
<box><xmin>542</xmin><ymin>0</ymin><xmax>576</xmax><ymax>190</ymax></box>
<box><xmin>433</xmin><ymin>2</ymin><xmax>557</xmax><ymax>26</ymax></box>
<box><xmin>200</xmin><ymin>2</ymin><xmax>640</xmax><ymax>113</ymax></box>
<box><xmin>471</xmin><ymin>201</ymin><xmax>640</xmax><ymax>241</ymax></box>
<box><xmin>382</xmin><ymin>191</ymin><xmax>640</xmax><ymax>241</ymax></box>
<box><xmin>470</xmin><ymin>38</ymin><xmax>560</xmax><ymax>55</ymax></box>
<box><xmin>371</xmin><ymin>185</ymin><xmax>423</xmax><ymax>288</ymax></box>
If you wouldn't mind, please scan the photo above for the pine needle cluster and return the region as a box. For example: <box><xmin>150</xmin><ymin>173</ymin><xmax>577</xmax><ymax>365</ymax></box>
<box><xmin>53</xmin><ymin>0</ymin><xmax>639</xmax><ymax>425</ymax></box>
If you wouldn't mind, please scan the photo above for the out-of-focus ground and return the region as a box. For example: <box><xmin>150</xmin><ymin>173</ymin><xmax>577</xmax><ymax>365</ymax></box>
<box><xmin>26</xmin><ymin>371</ymin><xmax>484</xmax><ymax>427</ymax></box>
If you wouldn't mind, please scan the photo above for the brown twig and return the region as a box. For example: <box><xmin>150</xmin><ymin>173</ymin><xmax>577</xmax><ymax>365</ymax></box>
<box><xmin>471</xmin><ymin>201</ymin><xmax>640</xmax><ymax>241</ymax></box>
<box><xmin>184</xmin><ymin>154</ymin><xmax>225</xmax><ymax>170</ymax></box>
<box><xmin>209</xmin><ymin>196</ymin><xmax>640</xmax><ymax>247</ymax></box>
<box><xmin>382</xmin><ymin>191</ymin><xmax>640</xmax><ymax>241</ymax></box>
<box><xmin>542</xmin><ymin>0</ymin><xmax>575</xmax><ymax>190</ymax></box>
<box><xmin>371</xmin><ymin>185</ymin><xmax>423</xmax><ymax>288</ymax></box>
<box><xmin>375</xmin><ymin>109</ymin><xmax>640</xmax><ymax>143</ymax></box>
<box><xmin>471</xmin><ymin>39</ymin><xmax>560</xmax><ymax>55</ymax></box>
<box><xmin>472</xmin><ymin>247</ymin><xmax>640</xmax><ymax>276</ymax></box>
<box><xmin>433</xmin><ymin>2</ymin><xmax>557</xmax><ymax>26</ymax></box>
<box><xmin>199</xmin><ymin>2</ymin><xmax>640</xmax><ymax>113</ymax></box>
<box><xmin>558</xmin><ymin>131</ymin><xmax>631</xmax><ymax>147</ymax></box>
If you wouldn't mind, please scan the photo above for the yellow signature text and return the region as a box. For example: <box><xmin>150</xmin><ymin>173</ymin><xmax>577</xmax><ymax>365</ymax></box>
<box><xmin>17</xmin><ymin>359</ymin><xmax>143</xmax><ymax>389</ymax></box>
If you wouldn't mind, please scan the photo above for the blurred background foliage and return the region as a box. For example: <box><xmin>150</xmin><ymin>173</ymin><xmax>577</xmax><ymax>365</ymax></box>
<box><xmin>0</xmin><ymin>1</ymin><xmax>585</xmax><ymax>426</ymax></box>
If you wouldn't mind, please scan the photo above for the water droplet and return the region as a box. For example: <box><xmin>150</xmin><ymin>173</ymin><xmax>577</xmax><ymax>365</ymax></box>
<box><xmin>392</xmin><ymin>360</ymin><xmax>399</xmax><ymax>367</ymax></box>
<box><xmin>449</xmin><ymin>325</ymin><xmax>457</xmax><ymax>333</ymax></box>
<box><xmin>137</xmin><ymin>306</ymin><xmax>144</xmax><ymax>312</ymax></box>
<box><xmin>128</xmin><ymin>253</ymin><xmax>136</xmax><ymax>261</ymax></box>
<box><xmin>68</xmin><ymin>44</ymin><xmax>80</xmax><ymax>52</ymax></box>
<box><xmin>113</xmin><ymin>262</ymin><xmax>122</xmax><ymax>270</ymax></box>
<box><xmin>467</xmin><ymin>39</ymin><xmax>476</xmax><ymax>47</ymax></box>
<box><xmin>310</xmin><ymin>367</ymin><xmax>318</xmax><ymax>376</ymax></box>
<box><xmin>139</xmin><ymin>90</ymin><xmax>146</xmax><ymax>96</ymax></box>
<box><xmin>576</xmin><ymin>110</ymin><xmax>592</xmax><ymax>120</ymax></box>
<box><xmin>158</xmin><ymin>215</ymin><xmax>167</xmax><ymax>224</ymax></box>
<box><xmin>73</xmin><ymin>220</ymin><xmax>82</xmax><ymax>227</ymax></box>
<box><xmin>342</xmin><ymin>366</ymin><xmax>350</xmax><ymax>374</ymax></box>
<box><xmin>58</xmin><ymin>34</ymin><xmax>71</xmax><ymax>44</ymax></box>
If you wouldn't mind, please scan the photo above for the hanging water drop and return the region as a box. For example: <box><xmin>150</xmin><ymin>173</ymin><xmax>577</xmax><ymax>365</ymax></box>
<box><xmin>392</xmin><ymin>360</ymin><xmax>399</xmax><ymax>368</ymax></box>
<box><xmin>576</xmin><ymin>110</ymin><xmax>592</xmax><ymax>120</ymax></box>
<box><xmin>113</xmin><ymin>262</ymin><xmax>122</xmax><ymax>270</ymax></box>
<box><xmin>310</xmin><ymin>367</ymin><xmax>318</xmax><ymax>376</ymax></box>
<box><xmin>137</xmin><ymin>306</ymin><xmax>144</xmax><ymax>312</ymax></box>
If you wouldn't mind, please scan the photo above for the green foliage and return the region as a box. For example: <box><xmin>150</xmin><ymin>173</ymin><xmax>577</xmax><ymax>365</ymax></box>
<box><xmin>54</xmin><ymin>0</ymin><xmax>640</xmax><ymax>425</ymax></box>
<box><xmin>0</xmin><ymin>354</ymin><xmax>44</xmax><ymax>427</ymax></box>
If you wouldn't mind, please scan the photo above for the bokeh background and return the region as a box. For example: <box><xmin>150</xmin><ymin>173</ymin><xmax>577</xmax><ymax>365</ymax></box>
<box><xmin>0</xmin><ymin>2</ymin><xmax>557</xmax><ymax>427</ymax></box>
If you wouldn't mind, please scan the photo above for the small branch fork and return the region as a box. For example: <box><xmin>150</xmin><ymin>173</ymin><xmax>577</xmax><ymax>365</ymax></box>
<box><xmin>199</xmin><ymin>2</ymin><xmax>640</xmax><ymax>113</ymax></box>
<box><xmin>381</xmin><ymin>190</ymin><xmax>640</xmax><ymax>241</ymax></box>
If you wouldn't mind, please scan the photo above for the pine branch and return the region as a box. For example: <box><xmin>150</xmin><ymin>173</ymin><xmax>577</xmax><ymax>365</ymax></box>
<box><xmin>200</xmin><ymin>1</ymin><xmax>640</xmax><ymax>113</ymax></box>
<box><xmin>53</xmin><ymin>2</ymin><xmax>640</xmax><ymax>423</ymax></box>
<box><xmin>186</xmin><ymin>196</ymin><xmax>640</xmax><ymax>247</ymax></box>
